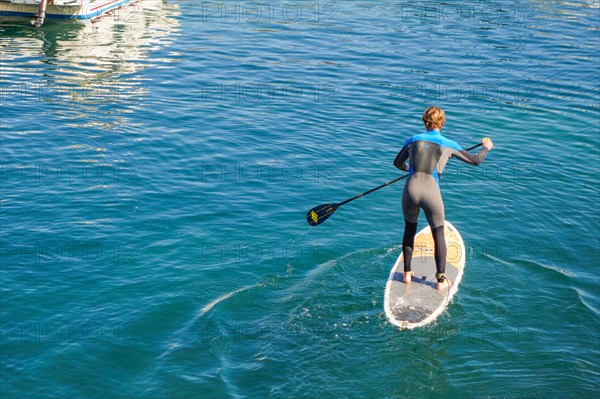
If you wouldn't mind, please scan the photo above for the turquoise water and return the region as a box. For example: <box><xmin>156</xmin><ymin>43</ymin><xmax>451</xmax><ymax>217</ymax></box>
<box><xmin>1</xmin><ymin>0</ymin><xmax>599</xmax><ymax>397</ymax></box>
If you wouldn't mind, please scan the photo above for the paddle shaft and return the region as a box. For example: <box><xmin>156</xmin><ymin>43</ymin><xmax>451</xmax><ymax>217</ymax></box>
<box><xmin>338</xmin><ymin>142</ymin><xmax>483</xmax><ymax>207</ymax></box>
<box><xmin>338</xmin><ymin>175</ymin><xmax>406</xmax><ymax>206</ymax></box>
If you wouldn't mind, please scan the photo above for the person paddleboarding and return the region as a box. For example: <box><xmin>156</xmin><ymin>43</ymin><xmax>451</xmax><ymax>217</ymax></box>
<box><xmin>393</xmin><ymin>106</ymin><xmax>494</xmax><ymax>290</ymax></box>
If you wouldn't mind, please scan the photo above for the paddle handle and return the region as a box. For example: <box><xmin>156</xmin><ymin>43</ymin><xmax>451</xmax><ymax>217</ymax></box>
<box><xmin>465</xmin><ymin>143</ymin><xmax>483</xmax><ymax>152</ymax></box>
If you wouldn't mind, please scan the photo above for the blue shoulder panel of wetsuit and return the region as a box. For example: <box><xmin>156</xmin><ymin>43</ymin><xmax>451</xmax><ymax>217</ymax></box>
<box><xmin>413</xmin><ymin>130</ymin><xmax>462</xmax><ymax>151</ymax></box>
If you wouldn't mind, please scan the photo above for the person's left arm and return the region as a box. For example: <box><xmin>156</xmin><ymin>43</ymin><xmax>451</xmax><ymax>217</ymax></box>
<box><xmin>393</xmin><ymin>144</ymin><xmax>410</xmax><ymax>171</ymax></box>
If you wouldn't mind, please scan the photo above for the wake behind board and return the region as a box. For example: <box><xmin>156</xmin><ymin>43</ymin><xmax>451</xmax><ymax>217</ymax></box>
<box><xmin>384</xmin><ymin>221</ymin><xmax>466</xmax><ymax>329</ymax></box>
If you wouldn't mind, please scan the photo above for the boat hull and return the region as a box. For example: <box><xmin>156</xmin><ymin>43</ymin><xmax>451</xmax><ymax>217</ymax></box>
<box><xmin>0</xmin><ymin>0</ymin><xmax>132</xmax><ymax>20</ymax></box>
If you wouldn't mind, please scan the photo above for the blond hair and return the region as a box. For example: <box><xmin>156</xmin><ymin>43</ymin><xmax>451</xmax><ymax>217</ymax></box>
<box><xmin>422</xmin><ymin>106</ymin><xmax>445</xmax><ymax>130</ymax></box>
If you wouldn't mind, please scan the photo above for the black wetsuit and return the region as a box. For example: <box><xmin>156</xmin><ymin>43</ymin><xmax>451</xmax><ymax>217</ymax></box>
<box><xmin>393</xmin><ymin>129</ymin><xmax>489</xmax><ymax>278</ymax></box>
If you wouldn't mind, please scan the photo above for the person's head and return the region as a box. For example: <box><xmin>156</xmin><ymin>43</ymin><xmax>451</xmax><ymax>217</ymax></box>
<box><xmin>422</xmin><ymin>106</ymin><xmax>445</xmax><ymax>131</ymax></box>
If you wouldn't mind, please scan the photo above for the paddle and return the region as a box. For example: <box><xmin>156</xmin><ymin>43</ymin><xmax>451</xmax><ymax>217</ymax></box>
<box><xmin>306</xmin><ymin>142</ymin><xmax>483</xmax><ymax>226</ymax></box>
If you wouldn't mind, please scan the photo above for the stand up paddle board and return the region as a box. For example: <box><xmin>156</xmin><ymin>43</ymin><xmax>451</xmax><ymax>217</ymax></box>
<box><xmin>384</xmin><ymin>221</ymin><xmax>465</xmax><ymax>329</ymax></box>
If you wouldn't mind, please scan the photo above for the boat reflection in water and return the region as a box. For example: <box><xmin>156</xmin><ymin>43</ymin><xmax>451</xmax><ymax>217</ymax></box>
<box><xmin>0</xmin><ymin>0</ymin><xmax>181</xmax><ymax>109</ymax></box>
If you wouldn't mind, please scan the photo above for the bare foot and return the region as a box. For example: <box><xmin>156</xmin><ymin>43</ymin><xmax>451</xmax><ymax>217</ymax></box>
<box><xmin>436</xmin><ymin>278</ymin><xmax>451</xmax><ymax>290</ymax></box>
<box><xmin>403</xmin><ymin>271</ymin><xmax>414</xmax><ymax>283</ymax></box>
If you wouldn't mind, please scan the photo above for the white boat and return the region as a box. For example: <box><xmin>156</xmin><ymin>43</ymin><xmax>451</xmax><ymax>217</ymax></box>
<box><xmin>0</xmin><ymin>0</ymin><xmax>133</xmax><ymax>26</ymax></box>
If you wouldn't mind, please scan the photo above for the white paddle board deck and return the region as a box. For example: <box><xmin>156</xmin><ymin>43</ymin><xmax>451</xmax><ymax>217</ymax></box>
<box><xmin>384</xmin><ymin>221</ymin><xmax>466</xmax><ymax>329</ymax></box>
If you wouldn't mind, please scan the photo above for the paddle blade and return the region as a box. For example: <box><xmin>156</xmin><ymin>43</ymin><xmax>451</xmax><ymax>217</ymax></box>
<box><xmin>306</xmin><ymin>203</ymin><xmax>339</xmax><ymax>226</ymax></box>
